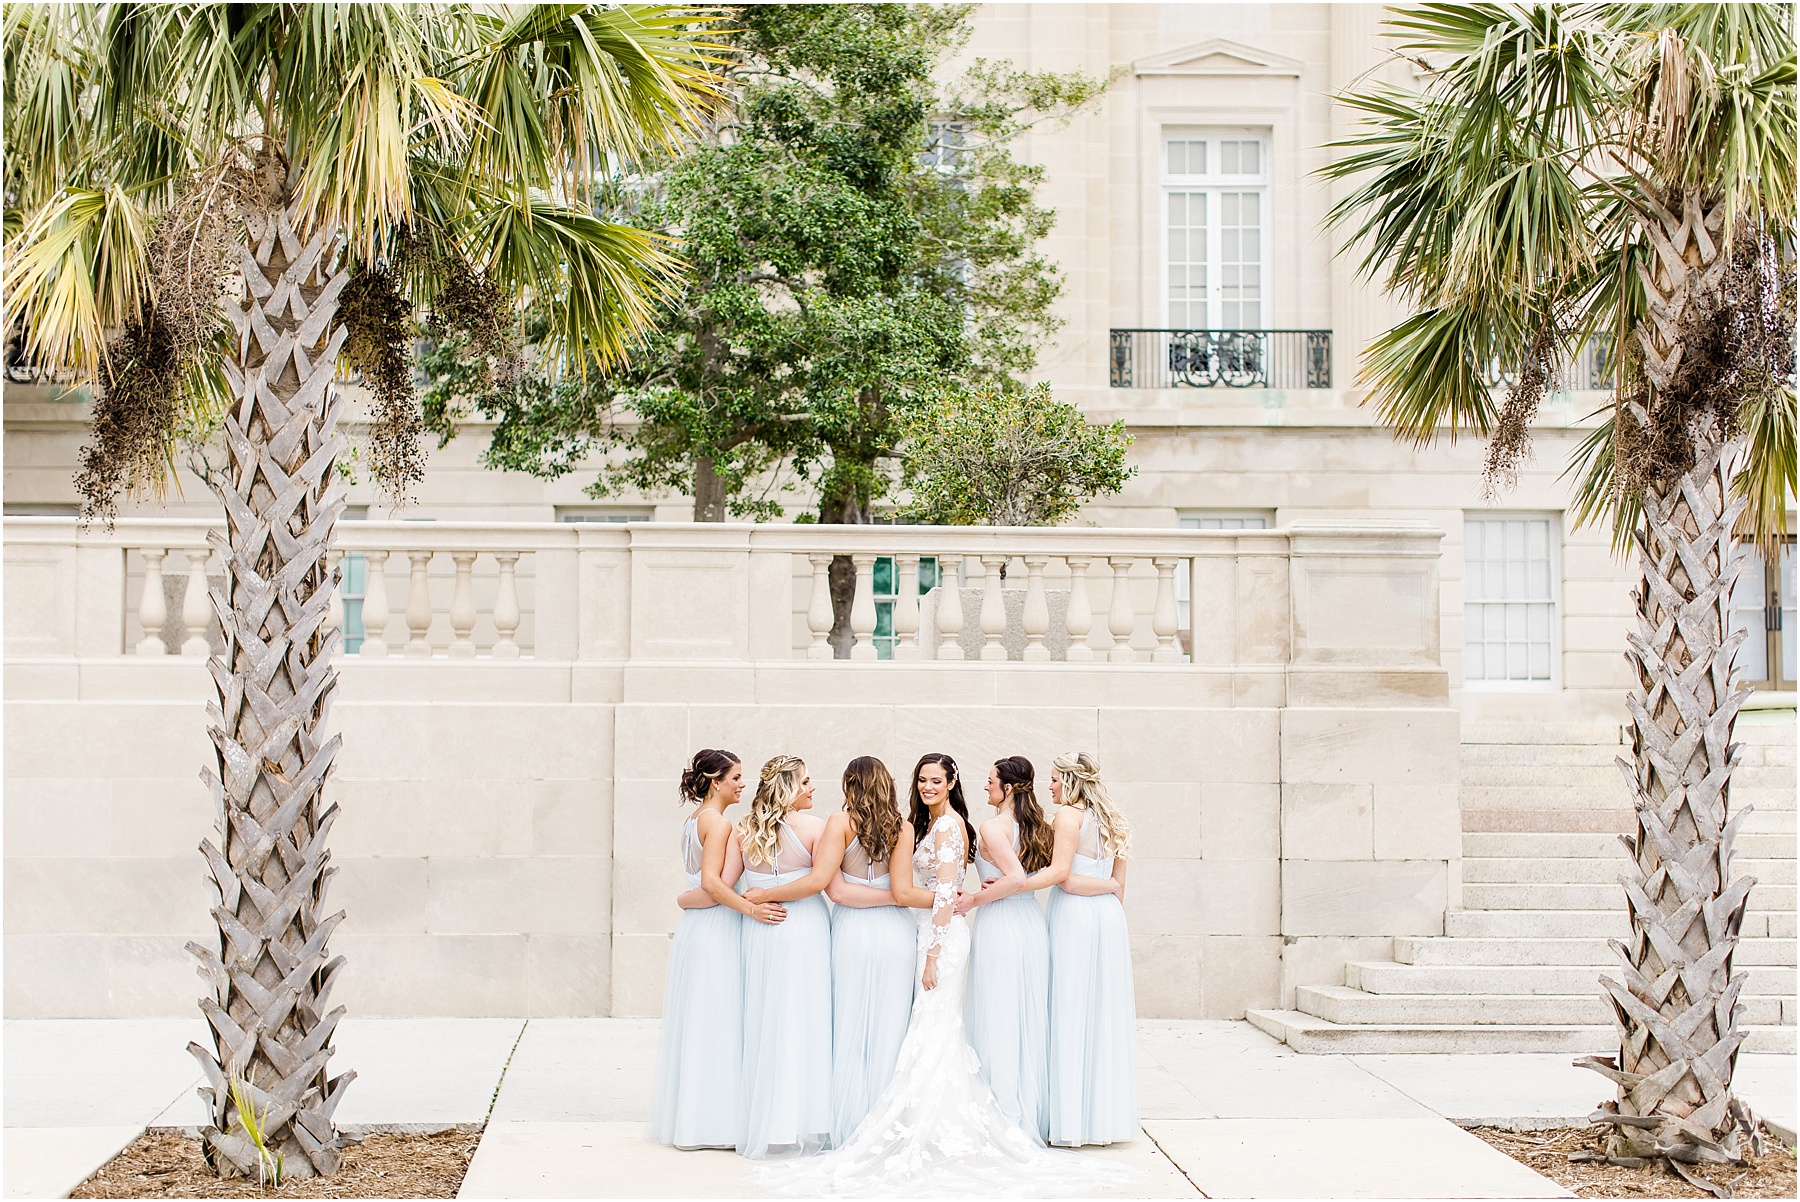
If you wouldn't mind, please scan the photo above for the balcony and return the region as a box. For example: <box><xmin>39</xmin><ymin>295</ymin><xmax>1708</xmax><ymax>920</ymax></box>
<box><xmin>1110</xmin><ymin>329</ymin><xmax>1332</xmax><ymax>390</ymax></box>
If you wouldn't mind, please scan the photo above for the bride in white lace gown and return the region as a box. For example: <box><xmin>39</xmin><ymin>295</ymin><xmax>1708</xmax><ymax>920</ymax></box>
<box><xmin>751</xmin><ymin>754</ymin><xmax>1135</xmax><ymax>1198</ymax></box>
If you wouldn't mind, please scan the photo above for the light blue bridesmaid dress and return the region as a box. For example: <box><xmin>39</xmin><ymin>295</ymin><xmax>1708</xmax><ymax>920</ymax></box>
<box><xmin>647</xmin><ymin>814</ymin><xmax>743</xmax><ymax>1149</ymax></box>
<box><xmin>738</xmin><ymin>822</ymin><xmax>833</xmax><ymax>1158</ymax></box>
<box><xmin>1045</xmin><ymin>808</ymin><xmax>1139</xmax><ymax>1146</ymax></box>
<box><xmin>826</xmin><ymin>834</ymin><xmax>917</xmax><ymax>1145</ymax></box>
<box><xmin>965</xmin><ymin>815</ymin><xmax>1052</xmax><ymax>1144</ymax></box>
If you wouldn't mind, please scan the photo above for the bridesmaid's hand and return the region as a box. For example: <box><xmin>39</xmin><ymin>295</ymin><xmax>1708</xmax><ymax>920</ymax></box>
<box><xmin>952</xmin><ymin>891</ymin><xmax>977</xmax><ymax>917</ymax></box>
<box><xmin>744</xmin><ymin>887</ymin><xmax>769</xmax><ymax>904</ymax></box>
<box><xmin>749</xmin><ymin>901</ymin><xmax>787</xmax><ymax>924</ymax></box>
<box><xmin>921</xmin><ymin>957</ymin><xmax>939</xmax><ymax>992</ymax></box>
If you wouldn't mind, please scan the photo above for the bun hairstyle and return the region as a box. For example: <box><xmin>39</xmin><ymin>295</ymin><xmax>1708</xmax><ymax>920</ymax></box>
<box><xmin>679</xmin><ymin>748</ymin><xmax>741</xmax><ymax>805</ymax></box>
<box><xmin>842</xmin><ymin>756</ymin><xmax>902</xmax><ymax>863</ymax></box>
<box><xmin>907</xmin><ymin>752</ymin><xmax>976</xmax><ymax>864</ymax></box>
<box><xmin>1052</xmin><ymin>751</ymin><xmax>1131</xmax><ymax>859</ymax></box>
<box><xmin>739</xmin><ymin>755</ymin><xmax>805</xmax><ymax>868</ymax></box>
<box><xmin>994</xmin><ymin>755</ymin><xmax>1053</xmax><ymax>873</ymax></box>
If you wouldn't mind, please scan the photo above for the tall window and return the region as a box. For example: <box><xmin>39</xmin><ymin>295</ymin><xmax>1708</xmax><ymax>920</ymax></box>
<box><xmin>1729</xmin><ymin>538</ymin><xmax>1796</xmax><ymax>691</ymax></box>
<box><xmin>1164</xmin><ymin>131</ymin><xmax>1267</xmax><ymax>329</ymax></box>
<box><xmin>1464</xmin><ymin>515</ymin><xmax>1558</xmax><ymax>684</ymax></box>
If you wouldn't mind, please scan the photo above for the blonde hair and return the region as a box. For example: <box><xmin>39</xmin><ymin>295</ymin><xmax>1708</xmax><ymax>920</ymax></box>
<box><xmin>740</xmin><ymin>755</ymin><xmax>805</xmax><ymax>868</ymax></box>
<box><xmin>1052</xmin><ymin>751</ymin><xmax>1131</xmax><ymax>859</ymax></box>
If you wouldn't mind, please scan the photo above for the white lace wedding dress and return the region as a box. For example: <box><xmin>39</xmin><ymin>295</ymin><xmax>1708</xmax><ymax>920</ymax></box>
<box><xmin>750</xmin><ymin>814</ymin><xmax>1136</xmax><ymax>1198</ymax></box>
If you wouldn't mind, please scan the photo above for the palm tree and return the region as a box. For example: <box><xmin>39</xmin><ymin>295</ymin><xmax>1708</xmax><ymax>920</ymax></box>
<box><xmin>4</xmin><ymin>2</ymin><xmax>724</xmax><ymax>1179</ymax></box>
<box><xmin>1322</xmin><ymin>3</ymin><xmax>1793</xmax><ymax>1188</ymax></box>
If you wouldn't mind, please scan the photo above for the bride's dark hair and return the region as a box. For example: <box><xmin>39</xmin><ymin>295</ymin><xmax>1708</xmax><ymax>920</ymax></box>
<box><xmin>907</xmin><ymin>752</ymin><xmax>975</xmax><ymax>863</ymax></box>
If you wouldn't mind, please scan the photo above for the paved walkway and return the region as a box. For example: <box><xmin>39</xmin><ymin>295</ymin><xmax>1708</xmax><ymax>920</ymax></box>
<box><xmin>4</xmin><ymin>1018</ymin><xmax>1793</xmax><ymax>1199</ymax></box>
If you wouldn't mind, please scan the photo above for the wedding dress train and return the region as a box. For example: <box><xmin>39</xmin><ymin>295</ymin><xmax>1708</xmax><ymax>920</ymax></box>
<box><xmin>751</xmin><ymin>814</ymin><xmax>1135</xmax><ymax>1198</ymax></box>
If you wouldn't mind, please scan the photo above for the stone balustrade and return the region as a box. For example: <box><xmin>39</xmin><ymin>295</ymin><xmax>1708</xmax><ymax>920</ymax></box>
<box><xmin>5</xmin><ymin>518</ymin><xmax>1447</xmax><ymax>703</ymax></box>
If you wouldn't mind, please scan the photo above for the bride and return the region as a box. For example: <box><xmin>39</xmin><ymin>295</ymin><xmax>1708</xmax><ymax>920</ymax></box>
<box><xmin>751</xmin><ymin>753</ymin><xmax>1135</xmax><ymax>1198</ymax></box>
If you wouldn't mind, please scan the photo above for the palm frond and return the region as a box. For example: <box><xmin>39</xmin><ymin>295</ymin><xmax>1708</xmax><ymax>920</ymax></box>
<box><xmin>3</xmin><ymin>184</ymin><xmax>153</xmax><ymax>374</ymax></box>
<box><xmin>464</xmin><ymin>191</ymin><xmax>684</xmax><ymax>369</ymax></box>
<box><xmin>1734</xmin><ymin>378</ymin><xmax>1796</xmax><ymax>552</ymax></box>
<box><xmin>1357</xmin><ymin>305</ymin><xmax>1508</xmax><ymax>444</ymax></box>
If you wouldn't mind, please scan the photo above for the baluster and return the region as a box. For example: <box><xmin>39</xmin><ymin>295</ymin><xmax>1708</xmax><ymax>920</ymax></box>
<box><xmin>359</xmin><ymin>550</ymin><xmax>391</xmax><ymax>657</ymax></box>
<box><xmin>979</xmin><ymin>555</ymin><xmax>1007</xmax><ymax>661</ymax></box>
<box><xmin>1108</xmin><ymin>556</ymin><xmax>1138</xmax><ymax>663</ymax></box>
<box><xmin>181</xmin><ymin>549</ymin><xmax>212</xmax><ymax>656</ymax></box>
<box><xmin>850</xmin><ymin>552</ymin><xmax>878</xmax><ymax>661</ymax></box>
<box><xmin>137</xmin><ymin>549</ymin><xmax>169</xmax><ymax>655</ymax></box>
<box><xmin>1152</xmin><ymin>556</ymin><xmax>1181</xmax><ymax>662</ymax></box>
<box><xmin>1064</xmin><ymin>556</ymin><xmax>1094</xmax><ymax>662</ymax></box>
<box><xmin>492</xmin><ymin>552</ymin><xmax>522</xmax><ymax>659</ymax></box>
<box><xmin>935</xmin><ymin>554</ymin><xmax>965</xmax><ymax>660</ymax></box>
<box><xmin>893</xmin><ymin>555</ymin><xmax>921</xmax><ymax>661</ymax></box>
<box><xmin>324</xmin><ymin>550</ymin><xmax>344</xmax><ymax>636</ymax></box>
<box><xmin>806</xmin><ymin>553</ymin><xmax>834</xmax><ymax>660</ymax></box>
<box><xmin>1022</xmin><ymin>555</ymin><xmax>1050</xmax><ymax>661</ymax></box>
<box><xmin>449</xmin><ymin>552</ymin><xmax>478</xmax><ymax>657</ymax></box>
<box><xmin>405</xmin><ymin>550</ymin><xmax>435</xmax><ymax>657</ymax></box>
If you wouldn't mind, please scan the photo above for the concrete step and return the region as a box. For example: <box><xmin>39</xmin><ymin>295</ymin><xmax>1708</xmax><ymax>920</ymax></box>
<box><xmin>1345</xmin><ymin>960</ymin><xmax>1798</xmax><ymax>997</ymax></box>
<box><xmin>1456</xmin><ymin>765</ymin><xmax>1626</xmax><ymax>789</ymax></box>
<box><xmin>1446</xmin><ymin>909</ymin><xmax>1627</xmax><ymax>938</ymax></box>
<box><xmin>1751</xmin><ymin>911</ymin><xmax>1799</xmax><ymax>939</ymax></box>
<box><xmin>1461</xmin><ymin>882</ymin><xmax>1799</xmax><ymax>911</ymax></box>
<box><xmin>1460</xmin><ymin>785</ymin><xmax>1634</xmax><ymax>811</ymax></box>
<box><xmin>1246</xmin><ymin>1009</ymin><xmax>1796</xmax><ymax>1055</ymax></box>
<box><xmin>1463</xmin><ymin>808</ymin><xmax>1635</xmax><ymax>834</ymax></box>
<box><xmin>1463</xmin><ymin>856</ymin><xmax>1792</xmax><ymax>886</ymax></box>
<box><xmin>1395</xmin><ymin>935</ymin><xmax>1798</xmax><ymax>967</ymax></box>
<box><xmin>1462</xmin><ymin>831</ymin><xmax>1796</xmax><ymax>859</ymax></box>
<box><xmin>1293</xmin><ymin>985</ymin><xmax>1792</xmax><ymax>1027</ymax></box>
<box><xmin>1463</xmin><ymin>857</ymin><xmax>1625</xmax><ymax>884</ymax></box>
<box><xmin>1460</xmin><ymin>743</ymin><xmax>1625</xmax><ymax>767</ymax></box>
<box><xmin>1461</xmin><ymin>723</ymin><xmax>1625</xmax><ymax>746</ymax></box>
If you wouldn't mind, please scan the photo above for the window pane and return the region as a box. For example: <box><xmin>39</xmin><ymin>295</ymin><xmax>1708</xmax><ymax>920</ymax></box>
<box><xmin>1781</xmin><ymin>541</ymin><xmax>1796</xmax><ymax>683</ymax></box>
<box><xmin>918</xmin><ymin>556</ymin><xmax>939</xmax><ymax>594</ymax></box>
<box><xmin>873</xmin><ymin>556</ymin><xmax>895</xmax><ymax>598</ymax></box>
<box><xmin>1463</xmin><ymin>516</ymin><xmax>1558</xmax><ymax>681</ymax></box>
<box><xmin>1239</xmin><ymin>140</ymin><xmax>1260</xmax><ymax>175</ymax></box>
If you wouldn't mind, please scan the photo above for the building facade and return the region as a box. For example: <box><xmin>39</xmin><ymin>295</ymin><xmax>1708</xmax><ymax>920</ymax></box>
<box><xmin>5</xmin><ymin>5</ymin><xmax>1793</xmax><ymax>1044</ymax></box>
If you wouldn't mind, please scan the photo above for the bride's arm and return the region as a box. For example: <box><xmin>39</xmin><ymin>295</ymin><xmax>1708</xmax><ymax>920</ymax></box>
<box><xmin>920</xmin><ymin>819</ymin><xmax>958</xmax><ymax>992</ymax></box>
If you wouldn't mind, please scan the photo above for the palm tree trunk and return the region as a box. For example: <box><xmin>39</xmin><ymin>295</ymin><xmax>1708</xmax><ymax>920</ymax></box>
<box><xmin>1579</xmin><ymin>427</ymin><xmax>1760</xmax><ymax>1176</ymax></box>
<box><xmin>185</xmin><ymin>198</ymin><xmax>354</xmax><ymax>1179</ymax></box>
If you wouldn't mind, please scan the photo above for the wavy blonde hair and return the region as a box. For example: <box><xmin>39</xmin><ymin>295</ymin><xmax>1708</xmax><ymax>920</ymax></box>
<box><xmin>1052</xmin><ymin>751</ymin><xmax>1131</xmax><ymax>859</ymax></box>
<box><xmin>739</xmin><ymin>755</ymin><xmax>805</xmax><ymax>868</ymax></box>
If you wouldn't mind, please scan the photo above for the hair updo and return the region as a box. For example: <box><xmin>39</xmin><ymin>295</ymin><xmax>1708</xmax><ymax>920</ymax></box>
<box><xmin>994</xmin><ymin>755</ymin><xmax>1053</xmax><ymax>872</ymax></box>
<box><xmin>679</xmin><ymin>748</ymin><xmax>741</xmax><ymax>805</ymax></box>
<box><xmin>1052</xmin><ymin>751</ymin><xmax>1131</xmax><ymax>859</ymax></box>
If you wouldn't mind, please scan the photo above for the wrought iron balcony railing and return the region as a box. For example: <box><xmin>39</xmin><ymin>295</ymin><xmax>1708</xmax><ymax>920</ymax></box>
<box><xmin>1110</xmin><ymin>329</ymin><xmax>1332</xmax><ymax>390</ymax></box>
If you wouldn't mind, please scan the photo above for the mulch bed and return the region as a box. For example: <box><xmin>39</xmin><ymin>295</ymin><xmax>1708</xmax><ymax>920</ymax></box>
<box><xmin>70</xmin><ymin>1129</ymin><xmax>482</xmax><ymax>1199</ymax></box>
<box><xmin>1467</xmin><ymin>1124</ymin><xmax>1798</xmax><ymax>1199</ymax></box>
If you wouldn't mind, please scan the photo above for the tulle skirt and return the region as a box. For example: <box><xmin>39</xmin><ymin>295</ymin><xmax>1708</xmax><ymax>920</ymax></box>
<box><xmin>1046</xmin><ymin>888</ymin><xmax>1139</xmax><ymax>1146</ymax></box>
<box><xmin>748</xmin><ymin>912</ymin><xmax>1136</xmax><ymax>1198</ymax></box>
<box><xmin>829</xmin><ymin>903</ymin><xmax>917</xmax><ymax>1146</ymax></box>
<box><xmin>965</xmin><ymin>892</ymin><xmax>1051</xmax><ymax>1144</ymax></box>
<box><xmin>647</xmin><ymin>903</ymin><xmax>743</xmax><ymax>1149</ymax></box>
<box><xmin>739</xmin><ymin>893</ymin><xmax>833</xmax><ymax>1158</ymax></box>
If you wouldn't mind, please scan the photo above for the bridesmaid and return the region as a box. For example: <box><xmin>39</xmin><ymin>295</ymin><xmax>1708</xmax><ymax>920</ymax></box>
<box><xmin>1033</xmin><ymin>751</ymin><xmax>1138</xmax><ymax>1147</ymax></box>
<box><xmin>954</xmin><ymin>755</ymin><xmax>1054</xmax><ymax>1143</ymax></box>
<box><xmin>757</xmin><ymin>756</ymin><xmax>925</xmax><ymax>1145</ymax></box>
<box><xmin>736</xmin><ymin>755</ymin><xmax>834</xmax><ymax>1158</ymax></box>
<box><xmin>648</xmin><ymin>749</ymin><xmax>789</xmax><ymax>1150</ymax></box>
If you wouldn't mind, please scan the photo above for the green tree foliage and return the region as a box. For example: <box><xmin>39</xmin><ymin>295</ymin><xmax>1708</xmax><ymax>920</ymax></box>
<box><xmin>424</xmin><ymin>3</ymin><xmax>1104</xmax><ymax>523</ymax></box>
<box><xmin>899</xmin><ymin>383</ymin><xmax>1134</xmax><ymax>526</ymax></box>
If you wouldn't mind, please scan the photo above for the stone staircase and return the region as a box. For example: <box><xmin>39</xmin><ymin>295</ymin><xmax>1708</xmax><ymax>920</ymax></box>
<box><xmin>1250</xmin><ymin>714</ymin><xmax>1797</xmax><ymax>1053</ymax></box>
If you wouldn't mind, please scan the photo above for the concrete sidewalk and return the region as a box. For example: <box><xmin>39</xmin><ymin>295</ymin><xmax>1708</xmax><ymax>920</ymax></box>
<box><xmin>4</xmin><ymin>1018</ymin><xmax>1793</xmax><ymax>1199</ymax></box>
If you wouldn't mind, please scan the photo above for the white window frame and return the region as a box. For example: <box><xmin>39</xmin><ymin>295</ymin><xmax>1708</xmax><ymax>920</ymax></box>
<box><xmin>555</xmin><ymin>507</ymin><xmax>653</xmax><ymax>523</ymax></box>
<box><xmin>1462</xmin><ymin>512</ymin><xmax>1562</xmax><ymax>690</ymax></box>
<box><xmin>1161</xmin><ymin>128</ymin><xmax>1271</xmax><ymax>331</ymax></box>
<box><xmin>1176</xmin><ymin>512</ymin><xmax>1274</xmax><ymax>645</ymax></box>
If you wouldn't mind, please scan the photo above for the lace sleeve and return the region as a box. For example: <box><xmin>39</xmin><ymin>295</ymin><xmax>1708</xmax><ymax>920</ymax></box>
<box><xmin>924</xmin><ymin>817</ymin><xmax>960</xmax><ymax>954</ymax></box>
